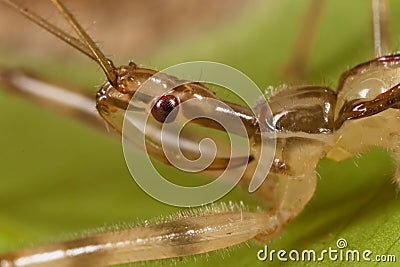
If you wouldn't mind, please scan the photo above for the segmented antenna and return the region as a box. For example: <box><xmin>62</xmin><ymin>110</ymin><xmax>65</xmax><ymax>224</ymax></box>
<box><xmin>1</xmin><ymin>0</ymin><xmax>118</xmax><ymax>86</ymax></box>
<box><xmin>50</xmin><ymin>0</ymin><xmax>117</xmax><ymax>86</ymax></box>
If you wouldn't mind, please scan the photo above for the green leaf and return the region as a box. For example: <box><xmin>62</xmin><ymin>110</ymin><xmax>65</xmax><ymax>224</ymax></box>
<box><xmin>1</xmin><ymin>1</ymin><xmax>400</xmax><ymax>266</ymax></box>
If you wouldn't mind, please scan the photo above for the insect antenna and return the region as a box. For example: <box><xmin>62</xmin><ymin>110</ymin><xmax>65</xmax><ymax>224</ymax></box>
<box><xmin>50</xmin><ymin>0</ymin><xmax>117</xmax><ymax>86</ymax></box>
<box><xmin>1</xmin><ymin>0</ymin><xmax>118</xmax><ymax>86</ymax></box>
<box><xmin>1</xmin><ymin>0</ymin><xmax>96</xmax><ymax>61</ymax></box>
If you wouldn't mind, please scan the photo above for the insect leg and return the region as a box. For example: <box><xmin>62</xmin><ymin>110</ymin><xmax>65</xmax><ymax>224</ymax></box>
<box><xmin>281</xmin><ymin>0</ymin><xmax>326</xmax><ymax>82</ymax></box>
<box><xmin>258</xmin><ymin>136</ymin><xmax>331</xmax><ymax>236</ymax></box>
<box><xmin>0</xmin><ymin>205</ymin><xmax>281</xmax><ymax>267</ymax></box>
<box><xmin>372</xmin><ymin>0</ymin><xmax>390</xmax><ymax>57</ymax></box>
<box><xmin>0</xmin><ymin>69</ymin><xmax>109</xmax><ymax>132</ymax></box>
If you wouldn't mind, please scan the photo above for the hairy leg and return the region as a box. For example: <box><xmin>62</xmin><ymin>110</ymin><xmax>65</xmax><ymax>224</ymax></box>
<box><xmin>0</xmin><ymin>204</ymin><xmax>282</xmax><ymax>267</ymax></box>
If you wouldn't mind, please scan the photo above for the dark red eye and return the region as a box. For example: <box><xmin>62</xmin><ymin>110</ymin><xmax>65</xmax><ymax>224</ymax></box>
<box><xmin>151</xmin><ymin>95</ymin><xmax>179</xmax><ymax>123</ymax></box>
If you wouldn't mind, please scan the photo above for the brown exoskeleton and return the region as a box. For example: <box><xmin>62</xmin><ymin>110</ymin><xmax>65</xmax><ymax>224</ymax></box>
<box><xmin>0</xmin><ymin>0</ymin><xmax>398</xmax><ymax>266</ymax></box>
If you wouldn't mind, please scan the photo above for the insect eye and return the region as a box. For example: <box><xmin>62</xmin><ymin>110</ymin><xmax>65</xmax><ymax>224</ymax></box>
<box><xmin>151</xmin><ymin>95</ymin><xmax>179</xmax><ymax>123</ymax></box>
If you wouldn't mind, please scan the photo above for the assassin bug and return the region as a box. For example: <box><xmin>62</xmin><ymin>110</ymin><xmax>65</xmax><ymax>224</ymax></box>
<box><xmin>0</xmin><ymin>0</ymin><xmax>399</xmax><ymax>266</ymax></box>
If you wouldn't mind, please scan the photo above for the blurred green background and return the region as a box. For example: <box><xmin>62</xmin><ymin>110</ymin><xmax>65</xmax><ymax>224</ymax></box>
<box><xmin>0</xmin><ymin>0</ymin><xmax>400</xmax><ymax>266</ymax></box>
